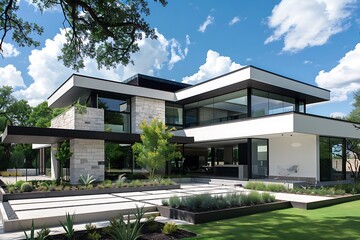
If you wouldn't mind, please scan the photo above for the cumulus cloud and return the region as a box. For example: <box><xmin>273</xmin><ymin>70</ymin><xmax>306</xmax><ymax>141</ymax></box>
<box><xmin>229</xmin><ymin>16</ymin><xmax>240</xmax><ymax>26</ymax></box>
<box><xmin>198</xmin><ymin>15</ymin><xmax>214</xmax><ymax>33</ymax></box>
<box><xmin>265</xmin><ymin>0</ymin><xmax>356</xmax><ymax>52</ymax></box>
<box><xmin>0</xmin><ymin>64</ymin><xmax>25</xmax><ymax>88</ymax></box>
<box><xmin>182</xmin><ymin>50</ymin><xmax>242</xmax><ymax>85</ymax></box>
<box><xmin>168</xmin><ymin>35</ymin><xmax>190</xmax><ymax>70</ymax></box>
<box><xmin>330</xmin><ymin>112</ymin><xmax>347</xmax><ymax>118</ymax></box>
<box><xmin>14</xmin><ymin>29</ymin><xmax>187</xmax><ymax>106</ymax></box>
<box><xmin>1</xmin><ymin>42</ymin><xmax>20</xmax><ymax>58</ymax></box>
<box><xmin>315</xmin><ymin>43</ymin><xmax>360</xmax><ymax>102</ymax></box>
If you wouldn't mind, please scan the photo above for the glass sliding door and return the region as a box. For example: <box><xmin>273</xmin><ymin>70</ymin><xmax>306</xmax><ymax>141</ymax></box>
<box><xmin>320</xmin><ymin>136</ymin><xmax>345</xmax><ymax>181</ymax></box>
<box><xmin>251</xmin><ymin>139</ymin><xmax>268</xmax><ymax>179</ymax></box>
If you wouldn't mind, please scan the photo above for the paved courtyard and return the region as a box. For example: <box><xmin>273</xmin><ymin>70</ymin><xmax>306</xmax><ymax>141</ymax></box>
<box><xmin>0</xmin><ymin>183</ymin><xmax>333</xmax><ymax>240</ymax></box>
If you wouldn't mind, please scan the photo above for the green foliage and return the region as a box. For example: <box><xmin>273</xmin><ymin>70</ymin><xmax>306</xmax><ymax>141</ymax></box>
<box><xmin>37</xmin><ymin>226</ymin><xmax>50</xmax><ymax>240</ymax></box>
<box><xmin>14</xmin><ymin>180</ymin><xmax>25</xmax><ymax>189</ymax></box>
<box><xmin>20</xmin><ymin>182</ymin><xmax>33</xmax><ymax>192</ymax></box>
<box><xmin>244</xmin><ymin>181</ymin><xmax>267</xmax><ymax>191</ymax></box>
<box><xmin>55</xmin><ymin>140</ymin><xmax>73</xmax><ymax>184</ymax></box>
<box><xmin>266</xmin><ymin>184</ymin><xmax>287</xmax><ymax>192</ymax></box>
<box><xmin>108</xmin><ymin>205</ymin><xmax>145</xmax><ymax>240</ymax></box>
<box><xmin>168</xmin><ymin>195</ymin><xmax>181</xmax><ymax>208</ymax></box>
<box><xmin>162</xmin><ymin>222</ymin><xmax>177</xmax><ymax>235</ymax></box>
<box><xmin>116</xmin><ymin>174</ymin><xmax>127</xmax><ymax>187</ymax></box>
<box><xmin>27</xmin><ymin>101</ymin><xmax>53</xmax><ymax>127</ymax></box>
<box><xmin>166</xmin><ymin>192</ymin><xmax>276</xmax><ymax>212</ymax></box>
<box><xmin>60</xmin><ymin>212</ymin><xmax>75</xmax><ymax>240</ymax></box>
<box><xmin>161</xmin><ymin>199</ymin><xmax>169</xmax><ymax>206</ymax></box>
<box><xmin>1</xmin><ymin>0</ymin><xmax>167</xmax><ymax>70</ymax></box>
<box><xmin>86</xmin><ymin>223</ymin><xmax>101</xmax><ymax>240</ymax></box>
<box><xmin>132</xmin><ymin>118</ymin><xmax>182</xmax><ymax>179</ymax></box>
<box><xmin>79</xmin><ymin>174</ymin><xmax>97</xmax><ymax>187</ymax></box>
<box><xmin>24</xmin><ymin>220</ymin><xmax>36</xmax><ymax>240</ymax></box>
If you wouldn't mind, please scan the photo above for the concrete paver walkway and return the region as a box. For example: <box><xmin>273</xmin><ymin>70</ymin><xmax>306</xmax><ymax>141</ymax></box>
<box><xmin>0</xmin><ymin>183</ymin><xmax>336</xmax><ymax>240</ymax></box>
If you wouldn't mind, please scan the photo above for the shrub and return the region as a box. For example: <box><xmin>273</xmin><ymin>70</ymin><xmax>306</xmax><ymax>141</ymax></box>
<box><xmin>21</xmin><ymin>182</ymin><xmax>34</xmax><ymax>192</ymax></box>
<box><xmin>108</xmin><ymin>205</ymin><xmax>145</xmax><ymax>240</ymax></box>
<box><xmin>245</xmin><ymin>181</ymin><xmax>266</xmax><ymax>191</ymax></box>
<box><xmin>15</xmin><ymin>180</ymin><xmax>25</xmax><ymax>189</ymax></box>
<box><xmin>267</xmin><ymin>184</ymin><xmax>286</xmax><ymax>192</ymax></box>
<box><xmin>161</xmin><ymin>199</ymin><xmax>169</xmax><ymax>206</ymax></box>
<box><xmin>169</xmin><ymin>196</ymin><xmax>181</xmax><ymax>208</ymax></box>
<box><xmin>60</xmin><ymin>212</ymin><xmax>75</xmax><ymax>240</ymax></box>
<box><xmin>79</xmin><ymin>174</ymin><xmax>96</xmax><ymax>187</ymax></box>
<box><xmin>24</xmin><ymin>220</ymin><xmax>35</xmax><ymax>240</ymax></box>
<box><xmin>162</xmin><ymin>222</ymin><xmax>177</xmax><ymax>235</ymax></box>
<box><xmin>86</xmin><ymin>223</ymin><xmax>101</xmax><ymax>240</ymax></box>
<box><xmin>8</xmin><ymin>186</ymin><xmax>16</xmax><ymax>193</ymax></box>
<box><xmin>261</xmin><ymin>192</ymin><xmax>276</xmax><ymax>203</ymax></box>
<box><xmin>116</xmin><ymin>174</ymin><xmax>127</xmax><ymax>187</ymax></box>
<box><xmin>37</xmin><ymin>226</ymin><xmax>50</xmax><ymax>240</ymax></box>
<box><xmin>160</xmin><ymin>178</ymin><xmax>175</xmax><ymax>186</ymax></box>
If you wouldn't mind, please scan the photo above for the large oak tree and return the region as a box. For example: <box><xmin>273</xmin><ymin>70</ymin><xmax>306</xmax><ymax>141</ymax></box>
<box><xmin>0</xmin><ymin>0</ymin><xmax>167</xmax><ymax>70</ymax></box>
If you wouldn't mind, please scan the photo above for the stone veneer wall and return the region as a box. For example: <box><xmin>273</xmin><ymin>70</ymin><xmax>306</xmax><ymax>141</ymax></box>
<box><xmin>131</xmin><ymin>96</ymin><xmax>165</xmax><ymax>133</ymax></box>
<box><xmin>50</xmin><ymin>107</ymin><xmax>105</xmax><ymax>184</ymax></box>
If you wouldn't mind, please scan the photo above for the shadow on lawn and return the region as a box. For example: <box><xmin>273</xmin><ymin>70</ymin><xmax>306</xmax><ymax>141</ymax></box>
<box><xmin>184</xmin><ymin>209</ymin><xmax>360</xmax><ymax>240</ymax></box>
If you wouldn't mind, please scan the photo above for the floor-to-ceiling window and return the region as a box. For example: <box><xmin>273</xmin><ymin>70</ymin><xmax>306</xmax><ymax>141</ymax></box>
<box><xmin>98</xmin><ymin>97</ymin><xmax>131</xmax><ymax>133</ymax></box>
<box><xmin>165</xmin><ymin>102</ymin><xmax>183</xmax><ymax>129</ymax></box>
<box><xmin>251</xmin><ymin>89</ymin><xmax>295</xmax><ymax>117</ymax></box>
<box><xmin>184</xmin><ymin>89</ymin><xmax>248</xmax><ymax>127</ymax></box>
<box><xmin>320</xmin><ymin>137</ymin><xmax>345</xmax><ymax>181</ymax></box>
<box><xmin>104</xmin><ymin>142</ymin><xmax>134</xmax><ymax>179</ymax></box>
<box><xmin>251</xmin><ymin>139</ymin><xmax>268</xmax><ymax>179</ymax></box>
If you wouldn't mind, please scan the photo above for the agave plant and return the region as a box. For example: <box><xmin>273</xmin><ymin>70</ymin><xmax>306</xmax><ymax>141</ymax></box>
<box><xmin>108</xmin><ymin>205</ymin><xmax>145</xmax><ymax>240</ymax></box>
<box><xmin>79</xmin><ymin>174</ymin><xmax>96</xmax><ymax>187</ymax></box>
<box><xmin>60</xmin><ymin>212</ymin><xmax>75</xmax><ymax>240</ymax></box>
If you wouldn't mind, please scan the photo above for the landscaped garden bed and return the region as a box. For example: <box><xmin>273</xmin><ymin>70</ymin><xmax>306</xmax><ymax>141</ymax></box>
<box><xmin>0</xmin><ymin>177</ymin><xmax>180</xmax><ymax>201</ymax></box>
<box><xmin>158</xmin><ymin>192</ymin><xmax>291</xmax><ymax>224</ymax></box>
<box><xmin>244</xmin><ymin>181</ymin><xmax>360</xmax><ymax>196</ymax></box>
<box><xmin>22</xmin><ymin>207</ymin><xmax>196</xmax><ymax>240</ymax></box>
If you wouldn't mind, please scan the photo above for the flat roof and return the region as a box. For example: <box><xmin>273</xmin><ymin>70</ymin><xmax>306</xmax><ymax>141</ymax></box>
<box><xmin>175</xmin><ymin>66</ymin><xmax>330</xmax><ymax>104</ymax></box>
<box><xmin>1</xmin><ymin>126</ymin><xmax>194</xmax><ymax>145</ymax></box>
<box><xmin>48</xmin><ymin>74</ymin><xmax>178</xmax><ymax>108</ymax></box>
<box><xmin>48</xmin><ymin>66</ymin><xmax>330</xmax><ymax>108</ymax></box>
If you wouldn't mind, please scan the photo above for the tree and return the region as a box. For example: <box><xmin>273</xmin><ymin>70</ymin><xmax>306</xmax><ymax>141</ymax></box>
<box><xmin>132</xmin><ymin>118</ymin><xmax>182</xmax><ymax>179</ymax></box>
<box><xmin>346</xmin><ymin>140</ymin><xmax>360</xmax><ymax>182</ymax></box>
<box><xmin>348</xmin><ymin>90</ymin><xmax>360</xmax><ymax>123</ymax></box>
<box><xmin>0</xmin><ymin>0</ymin><xmax>167</xmax><ymax>70</ymax></box>
<box><xmin>55</xmin><ymin>140</ymin><xmax>73</xmax><ymax>184</ymax></box>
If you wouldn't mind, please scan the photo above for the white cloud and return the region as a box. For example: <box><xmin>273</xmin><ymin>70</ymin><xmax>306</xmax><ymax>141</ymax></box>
<box><xmin>303</xmin><ymin>60</ymin><xmax>313</xmax><ymax>64</ymax></box>
<box><xmin>0</xmin><ymin>64</ymin><xmax>25</xmax><ymax>88</ymax></box>
<box><xmin>184</xmin><ymin>35</ymin><xmax>191</xmax><ymax>56</ymax></box>
<box><xmin>198</xmin><ymin>15</ymin><xmax>214</xmax><ymax>33</ymax></box>
<box><xmin>168</xmin><ymin>35</ymin><xmax>190</xmax><ymax>70</ymax></box>
<box><xmin>265</xmin><ymin>0</ymin><xmax>356</xmax><ymax>52</ymax></box>
<box><xmin>229</xmin><ymin>16</ymin><xmax>240</xmax><ymax>26</ymax></box>
<box><xmin>315</xmin><ymin>43</ymin><xmax>360</xmax><ymax>102</ymax></box>
<box><xmin>182</xmin><ymin>50</ymin><xmax>242</xmax><ymax>85</ymax></box>
<box><xmin>1</xmin><ymin>42</ymin><xmax>20</xmax><ymax>58</ymax></box>
<box><xmin>14</xmin><ymin>28</ymin><xmax>185</xmax><ymax>106</ymax></box>
<box><xmin>330</xmin><ymin>112</ymin><xmax>346</xmax><ymax>118</ymax></box>
<box><xmin>246</xmin><ymin>58</ymin><xmax>252</xmax><ymax>62</ymax></box>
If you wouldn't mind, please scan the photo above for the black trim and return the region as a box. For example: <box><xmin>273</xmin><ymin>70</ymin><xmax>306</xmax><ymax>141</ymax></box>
<box><xmin>1</xmin><ymin>126</ymin><xmax>194</xmax><ymax>145</ymax></box>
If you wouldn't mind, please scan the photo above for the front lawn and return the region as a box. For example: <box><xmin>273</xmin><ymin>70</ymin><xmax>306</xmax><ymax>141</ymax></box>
<box><xmin>183</xmin><ymin>200</ymin><xmax>360</xmax><ymax>240</ymax></box>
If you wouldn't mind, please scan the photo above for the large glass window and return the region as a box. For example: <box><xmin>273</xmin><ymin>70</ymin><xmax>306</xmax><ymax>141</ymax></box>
<box><xmin>184</xmin><ymin>89</ymin><xmax>248</xmax><ymax>127</ymax></box>
<box><xmin>251</xmin><ymin>89</ymin><xmax>296</xmax><ymax>117</ymax></box>
<box><xmin>251</xmin><ymin>139</ymin><xmax>268</xmax><ymax>179</ymax></box>
<box><xmin>320</xmin><ymin>137</ymin><xmax>345</xmax><ymax>181</ymax></box>
<box><xmin>105</xmin><ymin>142</ymin><xmax>133</xmax><ymax>179</ymax></box>
<box><xmin>165</xmin><ymin>103</ymin><xmax>183</xmax><ymax>129</ymax></box>
<box><xmin>98</xmin><ymin>97</ymin><xmax>131</xmax><ymax>133</ymax></box>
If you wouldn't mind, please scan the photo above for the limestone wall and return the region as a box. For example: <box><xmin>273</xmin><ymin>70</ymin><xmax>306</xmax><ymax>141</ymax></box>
<box><xmin>50</xmin><ymin>106</ymin><xmax>105</xmax><ymax>184</ymax></box>
<box><xmin>131</xmin><ymin>96</ymin><xmax>165</xmax><ymax>133</ymax></box>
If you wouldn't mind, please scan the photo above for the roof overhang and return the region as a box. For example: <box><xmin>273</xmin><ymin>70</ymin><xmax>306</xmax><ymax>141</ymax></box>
<box><xmin>175</xmin><ymin>66</ymin><xmax>330</xmax><ymax>105</ymax></box>
<box><xmin>48</xmin><ymin>74</ymin><xmax>177</xmax><ymax>108</ymax></box>
<box><xmin>1</xmin><ymin>126</ymin><xmax>194</xmax><ymax>145</ymax></box>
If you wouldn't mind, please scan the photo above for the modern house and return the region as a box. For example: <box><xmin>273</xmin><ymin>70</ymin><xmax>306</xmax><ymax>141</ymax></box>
<box><xmin>2</xmin><ymin>65</ymin><xmax>359</xmax><ymax>184</ymax></box>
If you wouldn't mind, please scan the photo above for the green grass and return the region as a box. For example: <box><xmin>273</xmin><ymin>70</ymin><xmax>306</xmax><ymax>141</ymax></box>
<box><xmin>182</xmin><ymin>200</ymin><xmax>360</xmax><ymax>240</ymax></box>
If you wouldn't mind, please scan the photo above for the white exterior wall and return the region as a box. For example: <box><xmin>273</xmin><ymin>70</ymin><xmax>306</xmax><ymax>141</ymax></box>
<box><xmin>269</xmin><ymin>134</ymin><xmax>318</xmax><ymax>181</ymax></box>
<box><xmin>131</xmin><ymin>96</ymin><xmax>165</xmax><ymax>133</ymax></box>
<box><xmin>50</xmin><ymin>107</ymin><xmax>105</xmax><ymax>184</ymax></box>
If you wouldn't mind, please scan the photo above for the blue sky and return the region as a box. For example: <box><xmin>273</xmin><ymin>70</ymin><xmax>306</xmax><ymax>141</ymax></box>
<box><xmin>1</xmin><ymin>0</ymin><xmax>360</xmax><ymax>118</ymax></box>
